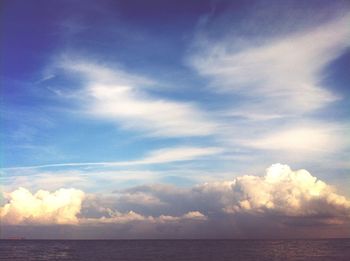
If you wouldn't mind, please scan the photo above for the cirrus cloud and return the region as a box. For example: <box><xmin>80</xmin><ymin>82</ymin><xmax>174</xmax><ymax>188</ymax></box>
<box><xmin>54</xmin><ymin>58</ymin><xmax>218</xmax><ymax>138</ymax></box>
<box><xmin>190</xmin><ymin>14</ymin><xmax>350</xmax><ymax>116</ymax></box>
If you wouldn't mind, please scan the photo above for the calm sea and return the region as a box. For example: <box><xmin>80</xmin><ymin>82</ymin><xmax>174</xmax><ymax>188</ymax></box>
<box><xmin>0</xmin><ymin>239</ymin><xmax>349</xmax><ymax>261</ymax></box>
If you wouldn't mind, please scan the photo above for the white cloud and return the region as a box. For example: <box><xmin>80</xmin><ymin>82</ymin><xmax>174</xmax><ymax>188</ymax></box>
<box><xmin>0</xmin><ymin>186</ymin><xmax>207</xmax><ymax>226</ymax></box>
<box><xmin>242</xmin><ymin>124</ymin><xmax>346</xmax><ymax>154</ymax></box>
<box><xmin>58</xmin><ymin>59</ymin><xmax>217</xmax><ymax>137</ymax></box>
<box><xmin>0</xmin><ymin>187</ymin><xmax>85</xmax><ymax>225</ymax></box>
<box><xmin>1</xmin><ymin>146</ymin><xmax>223</xmax><ymax>170</ymax></box>
<box><xmin>157</xmin><ymin>211</ymin><xmax>207</xmax><ymax>222</ymax></box>
<box><xmin>1</xmin><ymin>164</ymin><xmax>349</xmax><ymax>238</ymax></box>
<box><xmin>188</xmin><ymin>14</ymin><xmax>350</xmax><ymax>159</ymax></box>
<box><xmin>190</xmin><ymin>14</ymin><xmax>350</xmax><ymax>115</ymax></box>
<box><xmin>138</xmin><ymin>146</ymin><xmax>223</xmax><ymax>164</ymax></box>
<box><xmin>223</xmin><ymin>164</ymin><xmax>350</xmax><ymax>216</ymax></box>
<box><xmin>1</xmin><ymin>171</ymin><xmax>88</xmax><ymax>192</ymax></box>
<box><xmin>116</xmin><ymin>164</ymin><xmax>350</xmax><ymax>221</ymax></box>
<box><xmin>81</xmin><ymin>210</ymin><xmax>206</xmax><ymax>225</ymax></box>
<box><xmin>82</xmin><ymin>210</ymin><xmax>149</xmax><ymax>224</ymax></box>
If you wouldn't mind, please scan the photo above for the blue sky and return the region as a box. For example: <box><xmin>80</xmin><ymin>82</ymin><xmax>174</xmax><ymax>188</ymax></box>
<box><xmin>1</xmin><ymin>0</ymin><xmax>350</xmax><ymax>238</ymax></box>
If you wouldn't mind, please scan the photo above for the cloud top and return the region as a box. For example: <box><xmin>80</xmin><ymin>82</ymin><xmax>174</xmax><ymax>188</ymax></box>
<box><xmin>115</xmin><ymin>164</ymin><xmax>350</xmax><ymax>223</ymax></box>
<box><xmin>0</xmin><ymin>187</ymin><xmax>85</xmax><ymax>225</ymax></box>
<box><xmin>225</xmin><ymin>164</ymin><xmax>350</xmax><ymax>216</ymax></box>
<box><xmin>1</xmin><ymin>164</ymin><xmax>349</xmax><ymax>237</ymax></box>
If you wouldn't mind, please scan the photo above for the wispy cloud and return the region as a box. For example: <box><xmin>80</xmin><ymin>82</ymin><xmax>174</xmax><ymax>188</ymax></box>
<box><xmin>188</xmin><ymin>13</ymin><xmax>350</xmax><ymax>160</ymax></box>
<box><xmin>239</xmin><ymin>123</ymin><xmax>348</xmax><ymax>155</ymax></box>
<box><xmin>190</xmin><ymin>14</ymin><xmax>350</xmax><ymax>116</ymax></box>
<box><xmin>1</xmin><ymin>146</ymin><xmax>223</xmax><ymax>170</ymax></box>
<box><xmin>57</xmin><ymin>58</ymin><xmax>218</xmax><ymax>137</ymax></box>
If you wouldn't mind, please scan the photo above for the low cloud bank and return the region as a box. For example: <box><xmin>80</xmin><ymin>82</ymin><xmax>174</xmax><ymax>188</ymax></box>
<box><xmin>112</xmin><ymin>164</ymin><xmax>350</xmax><ymax>225</ymax></box>
<box><xmin>0</xmin><ymin>188</ymin><xmax>206</xmax><ymax>226</ymax></box>
<box><xmin>81</xmin><ymin>210</ymin><xmax>206</xmax><ymax>225</ymax></box>
<box><xmin>1</xmin><ymin>164</ymin><xmax>349</xmax><ymax>237</ymax></box>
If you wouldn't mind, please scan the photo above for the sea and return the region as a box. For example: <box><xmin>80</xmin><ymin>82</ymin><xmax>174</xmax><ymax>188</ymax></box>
<box><xmin>0</xmin><ymin>239</ymin><xmax>349</xmax><ymax>261</ymax></box>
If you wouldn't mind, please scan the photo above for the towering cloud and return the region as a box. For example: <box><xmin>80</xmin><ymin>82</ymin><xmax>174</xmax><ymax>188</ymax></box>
<box><xmin>114</xmin><ymin>164</ymin><xmax>350</xmax><ymax>223</ymax></box>
<box><xmin>215</xmin><ymin>164</ymin><xmax>350</xmax><ymax>217</ymax></box>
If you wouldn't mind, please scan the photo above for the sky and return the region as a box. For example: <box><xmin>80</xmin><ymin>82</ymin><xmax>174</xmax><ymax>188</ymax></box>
<box><xmin>0</xmin><ymin>0</ymin><xmax>350</xmax><ymax>239</ymax></box>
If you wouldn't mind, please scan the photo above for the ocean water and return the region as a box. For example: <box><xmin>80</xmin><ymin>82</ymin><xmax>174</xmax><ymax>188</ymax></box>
<box><xmin>0</xmin><ymin>239</ymin><xmax>349</xmax><ymax>261</ymax></box>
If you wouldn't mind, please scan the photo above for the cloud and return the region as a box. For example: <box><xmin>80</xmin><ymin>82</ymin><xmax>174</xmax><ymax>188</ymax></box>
<box><xmin>114</xmin><ymin>164</ymin><xmax>350</xmax><ymax>222</ymax></box>
<box><xmin>0</xmin><ymin>187</ymin><xmax>207</xmax><ymax>226</ymax></box>
<box><xmin>0</xmin><ymin>169</ymin><xmax>159</xmax><ymax>192</ymax></box>
<box><xmin>56</xmin><ymin>58</ymin><xmax>217</xmax><ymax>137</ymax></box>
<box><xmin>80</xmin><ymin>192</ymin><xmax>207</xmax><ymax>225</ymax></box>
<box><xmin>187</xmin><ymin>13</ymin><xmax>350</xmax><ymax>159</ymax></box>
<box><xmin>137</xmin><ymin>146</ymin><xmax>223</xmax><ymax>164</ymax></box>
<box><xmin>1</xmin><ymin>164</ymin><xmax>349</xmax><ymax>237</ymax></box>
<box><xmin>0</xmin><ymin>171</ymin><xmax>88</xmax><ymax>192</ymax></box>
<box><xmin>1</xmin><ymin>146</ymin><xmax>223</xmax><ymax>170</ymax></box>
<box><xmin>223</xmin><ymin>164</ymin><xmax>350</xmax><ymax>216</ymax></box>
<box><xmin>83</xmin><ymin>163</ymin><xmax>350</xmax><ymax>238</ymax></box>
<box><xmin>241</xmin><ymin>124</ymin><xmax>347</xmax><ymax>154</ymax></box>
<box><xmin>190</xmin><ymin>14</ymin><xmax>350</xmax><ymax>116</ymax></box>
<box><xmin>81</xmin><ymin>210</ymin><xmax>206</xmax><ymax>225</ymax></box>
<box><xmin>0</xmin><ymin>187</ymin><xmax>85</xmax><ymax>225</ymax></box>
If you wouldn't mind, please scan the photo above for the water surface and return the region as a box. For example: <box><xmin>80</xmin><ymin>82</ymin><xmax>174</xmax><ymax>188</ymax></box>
<box><xmin>1</xmin><ymin>239</ymin><xmax>349</xmax><ymax>261</ymax></box>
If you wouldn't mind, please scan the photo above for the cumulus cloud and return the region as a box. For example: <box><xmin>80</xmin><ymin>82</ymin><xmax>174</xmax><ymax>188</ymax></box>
<box><xmin>81</xmin><ymin>210</ymin><xmax>206</xmax><ymax>225</ymax></box>
<box><xmin>0</xmin><ymin>187</ymin><xmax>207</xmax><ymax>226</ymax></box>
<box><xmin>1</xmin><ymin>164</ymin><xmax>349</xmax><ymax>238</ymax></box>
<box><xmin>114</xmin><ymin>164</ymin><xmax>350</xmax><ymax>222</ymax></box>
<box><xmin>80</xmin><ymin>164</ymin><xmax>350</xmax><ymax>238</ymax></box>
<box><xmin>224</xmin><ymin>164</ymin><xmax>350</xmax><ymax>216</ymax></box>
<box><xmin>79</xmin><ymin>192</ymin><xmax>207</xmax><ymax>225</ymax></box>
<box><xmin>0</xmin><ymin>187</ymin><xmax>85</xmax><ymax>225</ymax></box>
